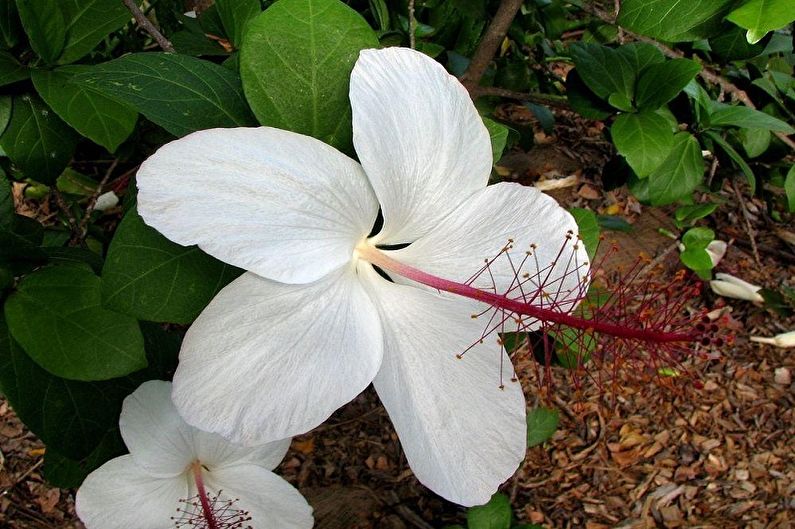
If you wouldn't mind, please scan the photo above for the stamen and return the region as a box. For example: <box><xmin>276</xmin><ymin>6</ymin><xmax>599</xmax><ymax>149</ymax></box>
<box><xmin>171</xmin><ymin>462</ymin><xmax>253</xmax><ymax>529</ymax></box>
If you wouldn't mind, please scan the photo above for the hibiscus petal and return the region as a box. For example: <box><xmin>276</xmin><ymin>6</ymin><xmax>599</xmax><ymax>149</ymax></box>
<box><xmin>172</xmin><ymin>268</ymin><xmax>383</xmax><ymax>445</ymax></box>
<box><xmin>137</xmin><ymin>127</ymin><xmax>378</xmax><ymax>284</ymax></box>
<box><xmin>204</xmin><ymin>463</ymin><xmax>313</xmax><ymax>529</ymax></box>
<box><xmin>392</xmin><ymin>183</ymin><xmax>588</xmax><ymax>321</ymax></box>
<box><xmin>350</xmin><ymin>48</ymin><xmax>492</xmax><ymax>244</ymax></box>
<box><xmin>76</xmin><ymin>455</ymin><xmax>189</xmax><ymax>529</ymax></box>
<box><xmin>359</xmin><ymin>265</ymin><xmax>526</xmax><ymax>506</ymax></box>
<box><xmin>119</xmin><ymin>380</ymin><xmax>195</xmax><ymax>477</ymax></box>
<box><xmin>192</xmin><ymin>433</ymin><xmax>291</xmax><ymax>471</ymax></box>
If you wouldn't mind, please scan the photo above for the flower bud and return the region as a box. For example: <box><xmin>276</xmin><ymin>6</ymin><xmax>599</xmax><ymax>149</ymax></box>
<box><xmin>750</xmin><ymin>330</ymin><xmax>795</xmax><ymax>348</ymax></box>
<box><xmin>709</xmin><ymin>273</ymin><xmax>764</xmax><ymax>304</ymax></box>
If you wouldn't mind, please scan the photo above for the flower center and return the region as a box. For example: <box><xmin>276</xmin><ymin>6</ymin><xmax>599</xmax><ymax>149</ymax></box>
<box><xmin>171</xmin><ymin>461</ymin><xmax>252</xmax><ymax>529</ymax></box>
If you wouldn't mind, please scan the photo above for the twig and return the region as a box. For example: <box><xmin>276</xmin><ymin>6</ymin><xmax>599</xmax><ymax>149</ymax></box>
<box><xmin>580</xmin><ymin>2</ymin><xmax>795</xmax><ymax>151</ymax></box>
<box><xmin>71</xmin><ymin>160</ymin><xmax>119</xmax><ymax>245</ymax></box>
<box><xmin>460</xmin><ymin>0</ymin><xmax>524</xmax><ymax>92</ymax></box>
<box><xmin>53</xmin><ymin>189</ymin><xmax>79</xmax><ymax>236</ymax></box>
<box><xmin>732</xmin><ymin>238</ymin><xmax>795</xmax><ymax>265</ymax></box>
<box><xmin>614</xmin><ymin>0</ymin><xmax>624</xmax><ymax>43</ymax></box>
<box><xmin>468</xmin><ymin>86</ymin><xmax>571</xmax><ymax>110</ymax></box>
<box><xmin>408</xmin><ymin>0</ymin><xmax>416</xmax><ymax>49</ymax></box>
<box><xmin>0</xmin><ymin>459</ymin><xmax>43</xmax><ymax>497</ymax></box>
<box><xmin>731</xmin><ymin>178</ymin><xmax>762</xmax><ymax>268</ymax></box>
<box><xmin>636</xmin><ymin>241</ymin><xmax>680</xmax><ymax>279</ymax></box>
<box><xmin>122</xmin><ymin>0</ymin><xmax>175</xmax><ymax>53</ymax></box>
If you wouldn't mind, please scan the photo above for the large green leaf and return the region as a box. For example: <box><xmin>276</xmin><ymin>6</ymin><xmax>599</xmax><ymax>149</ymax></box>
<box><xmin>704</xmin><ymin>130</ymin><xmax>756</xmax><ymax>192</ymax></box>
<box><xmin>15</xmin><ymin>0</ymin><xmax>66</xmax><ymax>63</ymax></box>
<box><xmin>707</xmin><ymin>103</ymin><xmax>794</xmax><ymax>133</ymax></box>
<box><xmin>57</xmin><ymin>0</ymin><xmax>131</xmax><ymax>64</ymax></box>
<box><xmin>727</xmin><ymin>0</ymin><xmax>795</xmax><ymax>44</ymax></box>
<box><xmin>635</xmin><ymin>59</ymin><xmax>700</xmax><ymax>110</ymax></box>
<box><xmin>0</xmin><ymin>94</ymin><xmax>9</xmax><ymax>134</ymax></box>
<box><xmin>647</xmin><ymin>132</ymin><xmax>704</xmax><ymax>205</ymax></box>
<box><xmin>4</xmin><ymin>265</ymin><xmax>147</xmax><ymax>380</ymax></box>
<box><xmin>31</xmin><ymin>67</ymin><xmax>137</xmax><ymax>152</ymax></box>
<box><xmin>0</xmin><ymin>93</ymin><xmax>78</xmax><ymax>184</ymax></box>
<box><xmin>215</xmin><ymin>0</ymin><xmax>260</xmax><ymax>46</ymax></box>
<box><xmin>569</xmin><ymin>207</ymin><xmax>600</xmax><ymax>260</ymax></box>
<box><xmin>482</xmin><ymin>116</ymin><xmax>509</xmax><ymax>163</ymax></box>
<box><xmin>0</xmin><ymin>314</ymin><xmax>130</xmax><ymax>459</ymax></box>
<box><xmin>71</xmin><ymin>53</ymin><xmax>256</xmax><ymax>137</ymax></box>
<box><xmin>0</xmin><ymin>50</ymin><xmax>27</xmax><ymax>86</ymax></box>
<box><xmin>618</xmin><ymin>0</ymin><xmax>736</xmax><ymax>42</ymax></box>
<box><xmin>467</xmin><ymin>493</ymin><xmax>512</xmax><ymax>529</ymax></box>
<box><xmin>709</xmin><ymin>26</ymin><xmax>765</xmax><ymax>60</ymax></box>
<box><xmin>240</xmin><ymin>0</ymin><xmax>379</xmax><ymax>152</ymax></box>
<box><xmin>785</xmin><ymin>165</ymin><xmax>795</xmax><ymax>213</ymax></box>
<box><xmin>611</xmin><ymin>112</ymin><xmax>674</xmax><ymax>177</ymax></box>
<box><xmin>0</xmin><ymin>170</ymin><xmax>11</xmax><ymax>228</ymax></box>
<box><xmin>566</xmin><ymin>69</ymin><xmax>614</xmax><ymax>119</ymax></box>
<box><xmin>570</xmin><ymin>43</ymin><xmax>633</xmax><ymax>101</ymax></box>
<box><xmin>0</xmin><ymin>0</ymin><xmax>22</xmax><ymax>48</ymax></box>
<box><xmin>43</xmin><ymin>430</ymin><xmax>125</xmax><ymax>488</ymax></box>
<box><xmin>102</xmin><ymin>207</ymin><xmax>242</xmax><ymax>324</ymax></box>
<box><xmin>527</xmin><ymin>406</ymin><xmax>560</xmax><ymax>447</ymax></box>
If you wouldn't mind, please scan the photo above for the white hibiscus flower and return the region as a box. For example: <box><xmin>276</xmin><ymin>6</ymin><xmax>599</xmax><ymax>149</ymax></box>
<box><xmin>76</xmin><ymin>380</ymin><xmax>312</xmax><ymax>529</ymax></box>
<box><xmin>136</xmin><ymin>47</ymin><xmax>585</xmax><ymax>506</ymax></box>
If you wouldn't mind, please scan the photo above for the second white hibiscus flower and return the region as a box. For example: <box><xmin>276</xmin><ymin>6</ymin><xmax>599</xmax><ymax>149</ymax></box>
<box><xmin>137</xmin><ymin>47</ymin><xmax>585</xmax><ymax>506</ymax></box>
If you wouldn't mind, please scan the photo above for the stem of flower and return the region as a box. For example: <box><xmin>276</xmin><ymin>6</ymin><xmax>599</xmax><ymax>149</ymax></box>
<box><xmin>358</xmin><ymin>244</ymin><xmax>695</xmax><ymax>344</ymax></box>
<box><xmin>191</xmin><ymin>461</ymin><xmax>219</xmax><ymax>529</ymax></box>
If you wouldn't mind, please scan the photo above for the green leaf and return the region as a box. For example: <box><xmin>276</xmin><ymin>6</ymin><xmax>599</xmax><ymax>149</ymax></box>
<box><xmin>483</xmin><ymin>117</ymin><xmax>509</xmax><ymax>163</ymax></box>
<box><xmin>680</xmin><ymin>248</ymin><xmax>713</xmax><ymax>272</ymax></box>
<box><xmin>0</xmin><ymin>169</ymin><xmax>12</xmax><ymax>228</ymax></box>
<box><xmin>785</xmin><ymin>165</ymin><xmax>795</xmax><ymax>213</ymax></box>
<box><xmin>565</xmin><ymin>69</ymin><xmax>613</xmax><ymax>120</ymax></box>
<box><xmin>0</xmin><ymin>94</ymin><xmax>10</xmax><ymax>135</ymax></box>
<box><xmin>4</xmin><ymin>265</ymin><xmax>147</xmax><ymax>380</ymax></box>
<box><xmin>569</xmin><ymin>43</ymin><xmax>633</xmax><ymax>100</ymax></box>
<box><xmin>704</xmin><ymin>130</ymin><xmax>756</xmax><ymax>193</ymax></box>
<box><xmin>709</xmin><ymin>26</ymin><xmax>765</xmax><ymax>60</ymax></box>
<box><xmin>240</xmin><ymin>0</ymin><xmax>379</xmax><ymax>153</ymax></box>
<box><xmin>101</xmin><ymin>207</ymin><xmax>242</xmax><ymax>324</ymax></box>
<box><xmin>527</xmin><ymin>407</ymin><xmax>559</xmax><ymax>447</ymax></box>
<box><xmin>216</xmin><ymin>0</ymin><xmax>260</xmax><ymax>47</ymax></box>
<box><xmin>569</xmin><ymin>207</ymin><xmax>600</xmax><ymax>260</ymax></box>
<box><xmin>647</xmin><ymin>132</ymin><xmax>704</xmax><ymax>205</ymax></box>
<box><xmin>674</xmin><ymin>202</ymin><xmax>718</xmax><ymax>228</ymax></box>
<box><xmin>635</xmin><ymin>59</ymin><xmax>700</xmax><ymax>110</ymax></box>
<box><xmin>0</xmin><ymin>50</ymin><xmax>27</xmax><ymax>86</ymax></box>
<box><xmin>682</xmin><ymin>226</ymin><xmax>714</xmax><ymax>248</ymax></box>
<box><xmin>617</xmin><ymin>0</ymin><xmax>735</xmax><ymax>42</ymax></box>
<box><xmin>739</xmin><ymin>128</ymin><xmax>770</xmax><ymax>158</ymax></box>
<box><xmin>0</xmin><ymin>94</ymin><xmax>78</xmax><ymax>184</ymax></box>
<box><xmin>31</xmin><ymin>67</ymin><xmax>137</xmax><ymax>152</ymax></box>
<box><xmin>467</xmin><ymin>493</ymin><xmax>512</xmax><ymax>529</ymax></box>
<box><xmin>43</xmin><ymin>430</ymin><xmax>125</xmax><ymax>488</ymax></box>
<box><xmin>611</xmin><ymin>112</ymin><xmax>674</xmax><ymax>177</ymax></box>
<box><xmin>57</xmin><ymin>0</ymin><xmax>130</xmax><ymax>64</ymax></box>
<box><xmin>0</xmin><ymin>314</ymin><xmax>131</xmax><ymax>459</ymax></box>
<box><xmin>0</xmin><ymin>0</ymin><xmax>22</xmax><ymax>48</ymax></box>
<box><xmin>608</xmin><ymin>92</ymin><xmax>634</xmax><ymax>112</ymax></box>
<box><xmin>71</xmin><ymin>53</ymin><xmax>256</xmax><ymax>137</ymax></box>
<box><xmin>707</xmin><ymin>103</ymin><xmax>794</xmax><ymax>133</ymax></box>
<box><xmin>15</xmin><ymin>0</ymin><xmax>66</xmax><ymax>63</ymax></box>
<box><xmin>727</xmin><ymin>0</ymin><xmax>795</xmax><ymax>44</ymax></box>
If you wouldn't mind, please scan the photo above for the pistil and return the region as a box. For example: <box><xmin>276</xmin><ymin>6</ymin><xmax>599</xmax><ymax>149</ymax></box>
<box><xmin>191</xmin><ymin>461</ymin><xmax>219</xmax><ymax>529</ymax></box>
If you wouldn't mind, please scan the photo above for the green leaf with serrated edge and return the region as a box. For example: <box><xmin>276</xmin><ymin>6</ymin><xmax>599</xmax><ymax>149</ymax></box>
<box><xmin>0</xmin><ymin>94</ymin><xmax>78</xmax><ymax>184</ymax></box>
<box><xmin>57</xmin><ymin>0</ymin><xmax>130</xmax><ymax>64</ymax></box>
<box><xmin>0</xmin><ymin>50</ymin><xmax>27</xmax><ymax>86</ymax></box>
<box><xmin>707</xmin><ymin>103</ymin><xmax>794</xmax><ymax>133</ymax></box>
<box><xmin>31</xmin><ymin>68</ymin><xmax>137</xmax><ymax>152</ymax></box>
<box><xmin>566</xmin><ymin>69</ymin><xmax>613</xmax><ymax>120</ymax></box>
<box><xmin>739</xmin><ymin>128</ymin><xmax>770</xmax><ymax>158</ymax></box>
<box><xmin>635</xmin><ymin>59</ymin><xmax>700</xmax><ymax>110</ymax></box>
<box><xmin>101</xmin><ymin>207</ymin><xmax>242</xmax><ymax>324</ymax></box>
<box><xmin>727</xmin><ymin>0</ymin><xmax>795</xmax><ymax>43</ymax></box>
<box><xmin>0</xmin><ymin>314</ymin><xmax>131</xmax><ymax>459</ymax></box>
<box><xmin>647</xmin><ymin>132</ymin><xmax>704</xmax><ymax>206</ymax></box>
<box><xmin>527</xmin><ymin>407</ymin><xmax>559</xmax><ymax>447</ymax></box>
<box><xmin>611</xmin><ymin>112</ymin><xmax>674</xmax><ymax>177</ymax></box>
<box><xmin>785</xmin><ymin>165</ymin><xmax>795</xmax><ymax>213</ymax></box>
<box><xmin>240</xmin><ymin>0</ymin><xmax>379</xmax><ymax>153</ymax></box>
<box><xmin>4</xmin><ymin>264</ymin><xmax>147</xmax><ymax>380</ymax></box>
<box><xmin>467</xmin><ymin>493</ymin><xmax>512</xmax><ymax>529</ymax></box>
<box><xmin>43</xmin><ymin>429</ymin><xmax>125</xmax><ymax>488</ymax></box>
<box><xmin>71</xmin><ymin>53</ymin><xmax>255</xmax><ymax>137</ymax></box>
<box><xmin>569</xmin><ymin>207</ymin><xmax>599</xmax><ymax>260</ymax></box>
<box><xmin>216</xmin><ymin>0</ymin><xmax>260</xmax><ymax>46</ymax></box>
<box><xmin>16</xmin><ymin>0</ymin><xmax>65</xmax><ymax>63</ymax></box>
<box><xmin>704</xmin><ymin>130</ymin><xmax>756</xmax><ymax>193</ymax></box>
<box><xmin>618</xmin><ymin>0</ymin><xmax>736</xmax><ymax>42</ymax></box>
<box><xmin>483</xmin><ymin>116</ymin><xmax>508</xmax><ymax>163</ymax></box>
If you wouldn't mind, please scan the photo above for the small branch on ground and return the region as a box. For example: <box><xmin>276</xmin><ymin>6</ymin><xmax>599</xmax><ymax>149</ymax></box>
<box><xmin>460</xmin><ymin>0</ymin><xmax>524</xmax><ymax>92</ymax></box>
<box><xmin>468</xmin><ymin>86</ymin><xmax>571</xmax><ymax>110</ymax></box>
<box><xmin>636</xmin><ymin>241</ymin><xmax>680</xmax><ymax>279</ymax></box>
<box><xmin>70</xmin><ymin>160</ymin><xmax>119</xmax><ymax>246</ymax></box>
<box><xmin>53</xmin><ymin>189</ymin><xmax>79</xmax><ymax>236</ymax></box>
<box><xmin>122</xmin><ymin>0</ymin><xmax>176</xmax><ymax>53</ymax></box>
<box><xmin>731</xmin><ymin>178</ymin><xmax>762</xmax><ymax>268</ymax></box>
<box><xmin>408</xmin><ymin>0</ymin><xmax>416</xmax><ymax>49</ymax></box>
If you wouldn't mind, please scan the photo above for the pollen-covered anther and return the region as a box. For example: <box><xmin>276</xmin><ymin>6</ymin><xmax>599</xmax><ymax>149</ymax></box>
<box><xmin>172</xmin><ymin>491</ymin><xmax>253</xmax><ymax>529</ymax></box>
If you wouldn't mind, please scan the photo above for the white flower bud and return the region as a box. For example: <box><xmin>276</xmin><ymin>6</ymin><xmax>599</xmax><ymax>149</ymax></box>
<box><xmin>709</xmin><ymin>273</ymin><xmax>764</xmax><ymax>304</ymax></box>
<box><xmin>705</xmin><ymin>240</ymin><xmax>727</xmax><ymax>267</ymax></box>
<box><xmin>94</xmin><ymin>191</ymin><xmax>119</xmax><ymax>212</ymax></box>
<box><xmin>750</xmin><ymin>330</ymin><xmax>795</xmax><ymax>348</ymax></box>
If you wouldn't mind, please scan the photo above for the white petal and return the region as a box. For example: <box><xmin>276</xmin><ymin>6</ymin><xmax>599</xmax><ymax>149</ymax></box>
<box><xmin>120</xmin><ymin>380</ymin><xmax>195</xmax><ymax>477</ymax></box>
<box><xmin>360</xmin><ymin>265</ymin><xmax>526</xmax><ymax>506</ymax></box>
<box><xmin>76</xmin><ymin>455</ymin><xmax>189</xmax><ymax>529</ymax></box>
<box><xmin>137</xmin><ymin>127</ymin><xmax>378</xmax><ymax>284</ymax></box>
<box><xmin>192</xmin><ymin>432</ymin><xmax>292</xmax><ymax>471</ymax></box>
<box><xmin>393</xmin><ymin>183</ymin><xmax>588</xmax><ymax>322</ymax></box>
<box><xmin>172</xmin><ymin>268</ymin><xmax>383</xmax><ymax>445</ymax></box>
<box><xmin>204</xmin><ymin>463</ymin><xmax>313</xmax><ymax>529</ymax></box>
<box><xmin>350</xmin><ymin>48</ymin><xmax>492</xmax><ymax>244</ymax></box>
